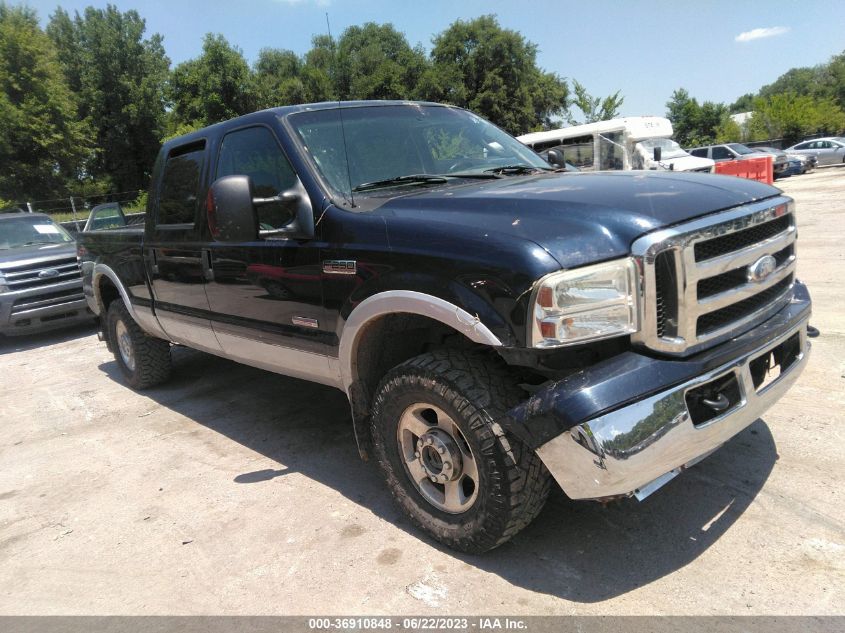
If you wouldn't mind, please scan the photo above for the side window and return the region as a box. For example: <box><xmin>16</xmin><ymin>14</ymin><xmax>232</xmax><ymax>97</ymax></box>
<box><xmin>819</xmin><ymin>141</ymin><xmax>832</xmax><ymax>149</ymax></box>
<box><xmin>712</xmin><ymin>146</ymin><xmax>732</xmax><ymax>160</ymax></box>
<box><xmin>598</xmin><ymin>132</ymin><xmax>624</xmax><ymax>170</ymax></box>
<box><xmin>216</xmin><ymin>126</ymin><xmax>300</xmax><ymax>231</ymax></box>
<box><xmin>158</xmin><ymin>142</ymin><xmax>205</xmax><ymax>225</ymax></box>
<box><xmin>795</xmin><ymin>142</ymin><xmax>811</xmax><ymax>150</ymax></box>
<box><xmin>532</xmin><ymin>139</ymin><xmax>564</xmax><ymax>153</ymax></box>
<box><xmin>550</xmin><ymin>135</ymin><xmax>594</xmax><ymax>170</ymax></box>
<box><xmin>690</xmin><ymin>148</ymin><xmax>707</xmax><ymax>158</ymax></box>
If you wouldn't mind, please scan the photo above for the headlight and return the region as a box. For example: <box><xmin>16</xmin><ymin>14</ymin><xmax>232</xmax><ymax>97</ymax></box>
<box><xmin>530</xmin><ymin>258</ymin><xmax>639</xmax><ymax>347</ymax></box>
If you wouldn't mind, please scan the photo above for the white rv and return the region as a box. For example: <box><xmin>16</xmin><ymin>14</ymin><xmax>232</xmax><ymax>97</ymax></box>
<box><xmin>518</xmin><ymin>116</ymin><xmax>715</xmax><ymax>173</ymax></box>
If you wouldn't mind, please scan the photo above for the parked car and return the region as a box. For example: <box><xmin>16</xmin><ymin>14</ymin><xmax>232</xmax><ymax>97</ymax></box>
<box><xmin>787</xmin><ymin>152</ymin><xmax>816</xmax><ymax>172</ymax></box>
<box><xmin>752</xmin><ymin>146</ymin><xmax>792</xmax><ymax>178</ymax></box>
<box><xmin>78</xmin><ymin>100</ymin><xmax>811</xmax><ymax>553</ymax></box>
<box><xmin>0</xmin><ymin>212</ymin><xmax>92</xmax><ymax>335</ymax></box>
<box><xmin>688</xmin><ymin>143</ymin><xmax>788</xmax><ymax>177</ymax></box>
<box><xmin>784</xmin><ymin>137</ymin><xmax>845</xmax><ymax>166</ymax></box>
<box><xmin>784</xmin><ymin>153</ymin><xmax>814</xmax><ymax>175</ymax></box>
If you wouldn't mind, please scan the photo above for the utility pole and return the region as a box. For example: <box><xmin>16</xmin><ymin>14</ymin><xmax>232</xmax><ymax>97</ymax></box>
<box><xmin>69</xmin><ymin>196</ymin><xmax>81</xmax><ymax>231</ymax></box>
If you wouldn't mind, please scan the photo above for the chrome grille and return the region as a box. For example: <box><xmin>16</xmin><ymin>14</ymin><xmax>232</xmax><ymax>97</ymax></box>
<box><xmin>694</xmin><ymin>214</ymin><xmax>791</xmax><ymax>261</ymax></box>
<box><xmin>0</xmin><ymin>256</ymin><xmax>81</xmax><ymax>291</ymax></box>
<box><xmin>11</xmin><ymin>288</ymin><xmax>85</xmax><ymax>314</ymax></box>
<box><xmin>633</xmin><ymin>197</ymin><xmax>797</xmax><ymax>356</ymax></box>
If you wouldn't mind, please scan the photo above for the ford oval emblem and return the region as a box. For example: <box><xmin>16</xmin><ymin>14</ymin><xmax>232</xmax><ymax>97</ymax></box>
<box><xmin>747</xmin><ymin>255</ymin><xmax>777</xmax><ymax>283</ymax></box>
<box><xmin>38</xmin><ymin>268</ymin><xmax>60</xmax><ymax>279</ymax></box>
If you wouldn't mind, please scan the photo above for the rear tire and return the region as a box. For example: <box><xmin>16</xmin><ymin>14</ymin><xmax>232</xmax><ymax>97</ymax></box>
<box><xmin>106</xmin><ymin>301</ymin><xmax>172</xmax><ymax>390</ymax></box>
<box><xmin>370</xmin><ymin>349</ymin><xmax>550</xmax><ymax>553</ymax></box>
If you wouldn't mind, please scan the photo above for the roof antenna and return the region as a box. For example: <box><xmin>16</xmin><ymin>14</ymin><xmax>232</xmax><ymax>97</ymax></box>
<box><xmin>327</xmin><ymin>12</ymin><xmax>355</xmax><ymax>208</ymax></box>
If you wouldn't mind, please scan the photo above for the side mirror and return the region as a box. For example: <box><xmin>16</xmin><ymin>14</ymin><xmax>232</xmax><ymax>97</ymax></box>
<box><xmin>653</xmin><ymin>146</ymin><xmax>662</xmax><ymax>162</ymax></box>
<box><xmin>542</xmin><ymin>149</ymin><xmax>565</xmax><ymax>168</ymax></box>
<box><xmin>207</xmin><ymin>175</ymin><xmax>258</xmax><ymax>242</ymax></box>
<box><xmin>207</xmin><ymin>175</ymin><xmax>315</xmax><ymax>242</ymax></box>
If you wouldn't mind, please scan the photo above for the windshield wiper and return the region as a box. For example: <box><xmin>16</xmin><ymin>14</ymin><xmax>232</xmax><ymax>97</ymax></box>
<box><xmin>352</xmin><ymin>174</ymin><xmax>449</xmax><ymax>192</ymax></box>
<box><xmin>439</xmin><ymin>172</ymin><xmax>502</xmax><ymax>179</ymax></box>
<box><xmin>22</xmin><ymin>240</ymin><xmax>57</xmax><ymax>246</ymax></box>
<box><xmin>483</xmin><ymin>165</ymin><xmax>551</xmax><ymax>175</ymax></box>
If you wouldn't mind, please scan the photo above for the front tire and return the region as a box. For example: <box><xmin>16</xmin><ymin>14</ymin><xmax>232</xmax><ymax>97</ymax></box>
<box><xmin>106</xmin><ymin>301</ymin><xmax>172</xmax><ymax>390</ymax></box>
<box><xmin>370</xmin><ymin>350</ymin><xmax>550</xmax><ymax>553</ymax></box>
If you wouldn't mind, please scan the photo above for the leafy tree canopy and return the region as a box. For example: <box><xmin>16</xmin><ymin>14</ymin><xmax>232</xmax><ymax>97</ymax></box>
<box><xmin>0</xmin><ymin>3</ymin><xmax>88</xmax><ymax>200</ymax></box>
<box><xmin>566</xmin><ymin>80</ymin><xmax>624</xmax><ymax>125</ymax></box>
<box><xmin>169</xmin><ymin>33</ymin><xmax>256</xmax><ymax>129</ymax></box>
<box><xmin>424</xmin><ymin>15</ymin><xmax>568</xmax><ymax>135</ymax></box>
<box><xmin>47</xmin><ymin>4</ymin><xmax>169</xmax><ymax>193</ymax></box>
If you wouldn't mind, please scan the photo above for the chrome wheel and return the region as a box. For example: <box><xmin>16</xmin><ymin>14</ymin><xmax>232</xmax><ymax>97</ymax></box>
<box><xmin>396</xmin><ymin>403</ymin><xmax>479</xmax><ymax>513</ymax></box>
<box><xmin>114</xmin><ymin>319</ymin><xmax>135</xmax><ymax>372</ymax></box>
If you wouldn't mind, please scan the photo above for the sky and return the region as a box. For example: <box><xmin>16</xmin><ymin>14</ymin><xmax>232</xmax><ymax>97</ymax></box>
<box><xmin>19</xmin><ymin>0</ymin><xmax>845</xmax><ymax>120</ymax></box>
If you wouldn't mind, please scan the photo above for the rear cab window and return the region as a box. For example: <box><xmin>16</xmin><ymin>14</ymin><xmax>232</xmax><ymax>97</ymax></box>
<box><xmin>157</xmin><ymin>141</ymin><xmax>206</xmax><ymax>227</ymax></box>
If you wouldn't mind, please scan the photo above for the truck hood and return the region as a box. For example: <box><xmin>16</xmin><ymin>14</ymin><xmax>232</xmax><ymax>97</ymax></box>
<box><xmin>377</xmin><ymin>171</ymin><xmax>781</xmax><ymax>269</ymax></box>
<box><xmin>0</xmin><ymin>242</ymin><xmax>77</xmax><ymax>269</ymax></box>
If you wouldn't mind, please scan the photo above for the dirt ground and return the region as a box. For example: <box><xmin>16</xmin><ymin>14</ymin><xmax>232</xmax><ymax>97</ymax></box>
<box><xmin>1</xmin><ymin>168</ymin><xmax>843</xmax><ymax>615</ymax></box>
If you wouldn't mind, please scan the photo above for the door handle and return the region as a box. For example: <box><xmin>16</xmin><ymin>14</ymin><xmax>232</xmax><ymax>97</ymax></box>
<box><xmin>201</xmin><ymin>249</ymin><xmax>214</xmax><ymax>282</ymax></box>
<box><xmin>150</xmin><ymin>249</ymin><xmax>159</xmax><ymax>275</ymax></box>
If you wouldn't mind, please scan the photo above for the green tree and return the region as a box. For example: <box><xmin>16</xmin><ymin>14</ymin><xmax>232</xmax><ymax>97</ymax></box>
<box><xmin>424</xmin><ymin>15</ymin><xmax>567</xmax><ymax>134</ymax></box>
<box><xmin>665</xmin><ymin>88</ymin><xmax>728</xmax><ymax>146</ymax></box>
<box><xmin>254</xmin><ymin>48</ymin><xmax>306</xmax><ymax>109</ymax></box>
<box><xmin>729</xmin><ymin>93</ymin><xmax>755</xmax><ymax>114</ymax></box>
<box><xmin>566</xmin><ymin>79</ymin><xmax>624</xmax><ymax>124</ymax></box>
<box><xmin>47</xmin><ymin>5</ymin><xmax>169</xmax><ymax>193</ymax></box>
<box><xmin>0</xmin><ymin>3</ymin><xmax>88</xmax><ymax>200</ymax></box>
<box><xmin>748</xmin><ymin>92</ymin><xmax>845</xmax><ymax>146</ymax></box>
<box><xmin>714</xmin><ymin>116</ymin><xmax>743</xmax><ymax>143</ymax></box>
<box><xmin>335</xmin><ymin>23</ymin><xmax>428</xmax><ymax>101</ymax></box>
<box><xmin>301</xmin><ymin>34</ymin><xmax>337</xmax><ymax>102</ymax></box>
<box><xmin>169</xmin><ymin>33</ymin><xmax>256</xmax><ymax>129</ymax></box>
<box><xmin>759</xmin><ymin>66</ymin><xmax>825</xmax><ymax>101</ymax></box>
<box><xmin>665</xmin><ymin>88</ymin><xmax>699</xmax><ymax>146</ymax></box>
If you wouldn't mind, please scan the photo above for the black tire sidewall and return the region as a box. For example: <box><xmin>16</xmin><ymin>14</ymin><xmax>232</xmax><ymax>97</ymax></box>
<box><xmin>107</xmin><ymin>303</ymin><xmax>139</xmax><ymax>385</ymax></box>
<box><xmin>372</xmin><ymin>367</ymin><xmax>517</xmax><ymax>546</ymax></box>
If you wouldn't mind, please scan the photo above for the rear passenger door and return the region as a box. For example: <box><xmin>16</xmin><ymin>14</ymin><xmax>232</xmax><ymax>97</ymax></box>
<box><xmin>203</xmin><ymin>125</ymin><xmax>330</xmax><ymax>380</ymax></box>
<box><xmin>146</xmin><ymin>139</ymin><xmax>222</xmax><ymax>353</ymax></box>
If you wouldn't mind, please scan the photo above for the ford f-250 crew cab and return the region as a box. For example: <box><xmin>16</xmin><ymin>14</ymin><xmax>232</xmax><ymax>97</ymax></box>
<box><xmin>77</xmin><ymin>101</ymin><xmax>812</xmax><ymax>553</ymax></box>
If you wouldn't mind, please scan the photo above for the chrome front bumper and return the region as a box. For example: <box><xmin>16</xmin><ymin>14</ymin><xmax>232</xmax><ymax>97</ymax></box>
<box><xmin>535</xmin><ymin>311</ymin><xmax>810</xmax><ymax>501</ymax></box>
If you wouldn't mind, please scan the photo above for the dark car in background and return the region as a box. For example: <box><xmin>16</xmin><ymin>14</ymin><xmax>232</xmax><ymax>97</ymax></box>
<box><xmin>0</xmin><ymin>212</ymin><xmax>92</xmax><ymax>336</ymax></box>
<box><xmin>752</xmin><ymin>146</ymin><xmax>792</xmax><ymax>178</ymax></box>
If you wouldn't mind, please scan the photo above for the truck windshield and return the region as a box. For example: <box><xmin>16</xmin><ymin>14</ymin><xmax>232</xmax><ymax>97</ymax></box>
<box><xmin>0</xmin><ymin>216</ymin><xmax>74</xmax><ymax>250</ymax></box>
<box><xmin>635</xmin><ymin>138</ymin><xmax>687</xmax><ymax>159</ymax></box>
<box><xmin>288</xmin><ymin>105</ymin><xmax>551</xmax><ymax>196</ymax></box>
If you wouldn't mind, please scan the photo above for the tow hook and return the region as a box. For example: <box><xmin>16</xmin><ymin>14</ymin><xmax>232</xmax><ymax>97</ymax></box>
<box><xmin>807</xmin><ymin>324</ymin><xmax>820</xmax><ymax>338</ymax></box>
<box><xmin>701</xmin><ymin>393</ymin><xmax>730</xmax><ymax>412</ymax></box>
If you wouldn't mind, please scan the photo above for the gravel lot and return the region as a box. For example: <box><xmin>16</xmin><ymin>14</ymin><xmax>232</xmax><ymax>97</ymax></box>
<box><xmin>1</xmin><ymin>168</ymin><xmax>843</xmax><ymax>615</ymax></box>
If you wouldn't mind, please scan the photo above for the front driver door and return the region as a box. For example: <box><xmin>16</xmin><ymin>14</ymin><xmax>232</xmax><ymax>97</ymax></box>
<box><xmin>203</xmin><ymin>124</ymin><xmax>331</xmax><ymax>383</ymax></box>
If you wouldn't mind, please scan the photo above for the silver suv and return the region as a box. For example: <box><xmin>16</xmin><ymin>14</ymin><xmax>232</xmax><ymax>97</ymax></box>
<box><xmin>0</xmin><ymin>212</ymin><xmax>92</xmax><ymax>335</ymax></box>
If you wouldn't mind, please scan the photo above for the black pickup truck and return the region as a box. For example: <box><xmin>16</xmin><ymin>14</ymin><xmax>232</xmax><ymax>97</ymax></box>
<box><xmin>78</xmin><ymin>101</ymin><xmax>812</xmax><ymax>553</ymax></box>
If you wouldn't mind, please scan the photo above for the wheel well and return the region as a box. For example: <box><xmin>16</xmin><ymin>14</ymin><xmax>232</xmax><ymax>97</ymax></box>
<box><xmin>349</xmin><ymin>313</ymin><xmax>488</xmax><ymax>459</ymax></box>
<box><xmin>97</xmin><ymin>276</ymin><xmax>121</xmax><ymax>314</ymax></box>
